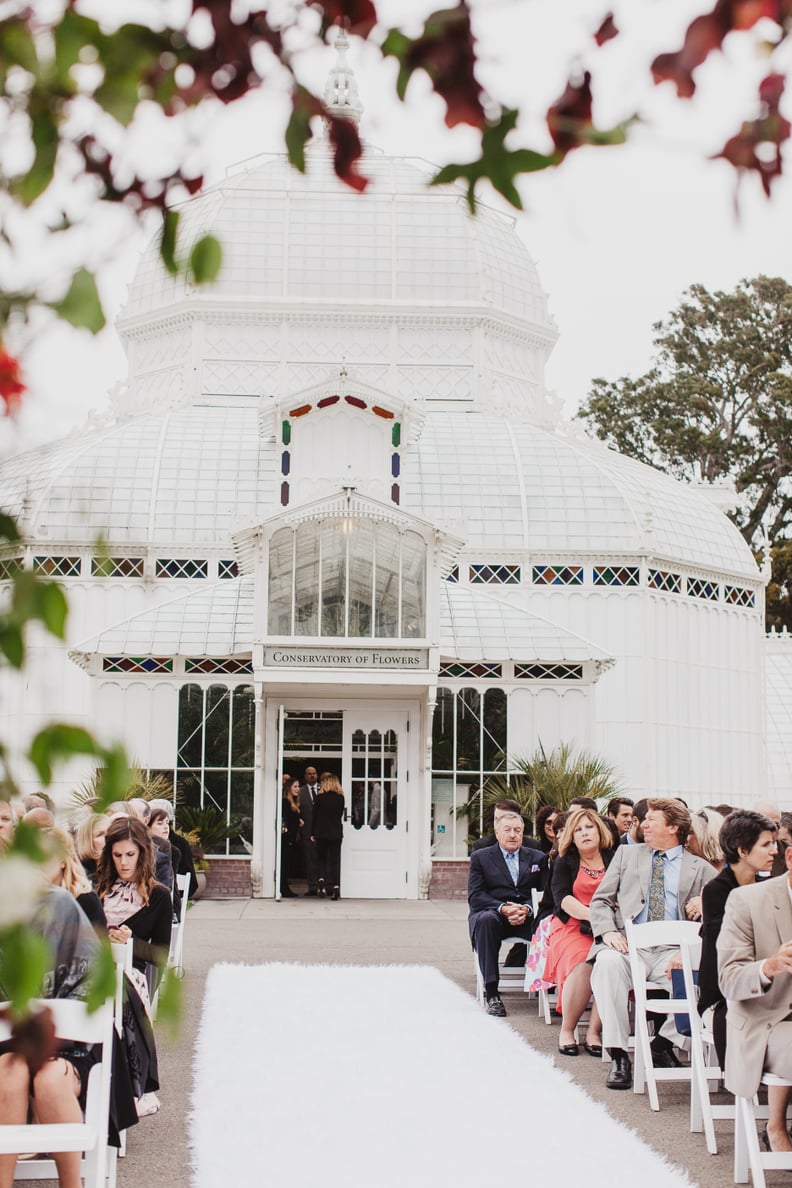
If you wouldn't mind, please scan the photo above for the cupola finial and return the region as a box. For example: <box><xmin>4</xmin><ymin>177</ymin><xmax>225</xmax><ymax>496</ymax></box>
<box><xmin>323</xmin><ymin>27</ymin><xmax>363</xmax><ymax>128</ymax></box>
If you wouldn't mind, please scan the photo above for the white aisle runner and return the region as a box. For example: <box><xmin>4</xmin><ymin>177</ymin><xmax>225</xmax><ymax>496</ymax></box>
<box><xmin>190</xmin><ymin>963</ymin><xmax>692</xmax><ymax>1188</ymax></box>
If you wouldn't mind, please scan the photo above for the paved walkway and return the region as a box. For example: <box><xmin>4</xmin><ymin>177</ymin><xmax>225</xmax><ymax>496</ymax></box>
<box><xmin>98</xmin><ymin>898</ymin><xmax>780</xmax><ymax>1187</ymax></box>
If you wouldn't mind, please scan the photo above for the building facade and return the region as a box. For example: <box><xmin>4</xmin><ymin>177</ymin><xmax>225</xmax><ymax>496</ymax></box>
<box><xmin>0</xmin><ymin>106</ymin><xmax>769</xmax><ymax>896</ymax></box>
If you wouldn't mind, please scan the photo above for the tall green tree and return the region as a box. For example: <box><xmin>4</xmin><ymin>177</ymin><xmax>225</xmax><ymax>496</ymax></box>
<box><xmin>577</xmin><ymin>276</ymin><xmax>792</xmax><ymax>550</ymax></box>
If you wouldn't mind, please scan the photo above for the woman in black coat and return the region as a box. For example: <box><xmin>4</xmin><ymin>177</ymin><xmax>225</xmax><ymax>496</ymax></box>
<box><xmin>698</xmin><ymin>808</ymin><xmax>778</xmax><ymax>1066</ymax></box>
<box><xmin>311</xmin><ymin>774</ymin><xmax>345</xmax><ymax>900</ymax></box>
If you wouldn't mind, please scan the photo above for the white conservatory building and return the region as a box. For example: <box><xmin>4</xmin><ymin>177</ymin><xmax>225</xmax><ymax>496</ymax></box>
<box><xmin>0</xmin><ymin>79</ymin><xmax>771</xmax><ymax>898</ymax></box>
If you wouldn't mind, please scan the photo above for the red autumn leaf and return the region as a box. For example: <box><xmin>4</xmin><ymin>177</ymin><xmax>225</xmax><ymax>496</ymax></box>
<box><xmin>547</xmin><ymin>71</ymin><xmax>593</xmax><ymax>156</ymax></box>
<box><xmin>715</xmin><ymin>72</ymin><xmax>791</xmax><ymax>196</ymax></box>
<box><xmin>399</xmin><ymin>3</ymin><xmax>486</xmax><ymax>130</ymax></box>
<box><xmin>0</xmin><ymin>350</ymin><xmax>25</xmax><ymax>414</ymax></box>
<box><xmin>651</xmin><ymin>13</ymin><xmax>726</xmax><ymax>98</ymax></box>
<box><xmin>314</xmin><ymin>1</ymin><xmax>378</xmax><ymax>37</ymax></box>
<box><xmin>327</xmin><ymin>114</ymin><xmax>368</xmax><ymax>192</ymax></box>
<box><xmin>652</xmin><ymin>0</ymin><xmax>791</xmax><ymax>98</ymax></box>
<box><xmin>594</xmin><ymin>13</ymin><xmax>618</xmax><ymax>46</ymax></box>
<box><xmin>9</xmin><ymin>1006</ymin><xmax>57</xmax><ymax>1076</ymax></box>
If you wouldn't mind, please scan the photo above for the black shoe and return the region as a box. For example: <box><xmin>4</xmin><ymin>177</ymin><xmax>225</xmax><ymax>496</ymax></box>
<box><xmin>503</xmin><ymin>943</ymin><xmax>528</xmax><ymax>968</ymax></box>
<box><xmin>606</xmin><ymin>1053</ymin><xmax>632</xmax><ymax>1089</ymax></box>
<box><xmin>651</xmin><ymin>1047</ymin><xmax>682</xmax><ymax>1069</ymax></box>
<box><xmin>558</xmin><ymin>1043</ymin><xmax>580</xmax><ymax>1056</ymax></box>
<box><xmin>485</xmin><ymin>994</ymin><xmax>507</xmax><ymax>1017</ymax></box>
<box><xmin>583</xmin><ymin>1042</ymin><xmax>603</xmax><ymax>1058</ymax></box>
<box><xmin>331</xmin><ymin>886</ymin><xmax>340</xmax><ymax>901</ymax></box>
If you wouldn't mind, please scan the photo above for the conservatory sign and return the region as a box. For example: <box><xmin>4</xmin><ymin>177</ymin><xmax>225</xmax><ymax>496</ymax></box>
<box><xmin>264</xmin><ymin>647</ymin><xmax>427</xmax><ymax>670</ymax></box>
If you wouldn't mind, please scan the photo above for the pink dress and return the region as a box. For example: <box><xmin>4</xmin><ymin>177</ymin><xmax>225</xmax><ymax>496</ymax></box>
<box><xmin>543</xmin><ymin>863</ymin><xmax>606</xmax><ymax>1012</ymax></box>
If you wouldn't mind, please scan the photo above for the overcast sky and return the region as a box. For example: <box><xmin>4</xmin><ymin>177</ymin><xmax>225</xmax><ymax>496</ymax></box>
<box><xmin>7</xmin><ymin>0</ymin><xmax>792</xmax><ymax>450</ymax></box>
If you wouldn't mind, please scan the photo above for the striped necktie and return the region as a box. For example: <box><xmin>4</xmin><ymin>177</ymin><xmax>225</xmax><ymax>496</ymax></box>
<box><xmin>505</xmin><ymin>850</ymin><xmax>519</xmax><ymax>886</ymax></box>
<box><xmin>647</xmin><ymin>851</ymin><xmax>665</xmax><ymax>921</ymax></box>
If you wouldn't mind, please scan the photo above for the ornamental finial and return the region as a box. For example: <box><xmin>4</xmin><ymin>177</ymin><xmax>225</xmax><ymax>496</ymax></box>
<box><xmin>323</xmin><ymin>27</ymin><xmax>363</xmax><ymax>127</ymax></box>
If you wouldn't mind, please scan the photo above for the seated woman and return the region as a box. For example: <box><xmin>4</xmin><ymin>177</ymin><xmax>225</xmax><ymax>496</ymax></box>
<box><xmin>544</xmin><ymin>807</ymin><xmax>616</xmax><ymax>1056</ymax></box>
<box><xmin>698</xmin><ymin>809</ymin><xmax>777</xmax><ymax>1068</ymax></box>
<box><xmin>95</xmin><ymin>815</ymin><xmax>172</xmax><ymax>989</ymax></box>
<box><xmin>0</xmin><ymin>883</ymin><xmax>100</xmax><ymax>1188</ymax></box>
<box><xmin>535</xmin><ymin>804</ymin><xmax>559</xmax><ymax>855</ymax></box>
<box><xmin>95</xmin><ymin>816</ymin><xmax>172</xmax><ymax>1115</ymax></box>
<box><xmin>75</xmin><ymin>812</ymin><xmax>108</xmax><ymax>887</ymax></box>
<box><xmin>46</xmin><ymin>826</ymin><xmax>107</xmax><ymax>934</ymax></box>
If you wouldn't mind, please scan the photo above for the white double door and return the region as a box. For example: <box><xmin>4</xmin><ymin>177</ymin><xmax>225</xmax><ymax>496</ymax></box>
<box><xmin>341</xmin><ymin>708</ymin><xmax>409</xmax><ymax>899</ymax></box>
<box><xmin>278</xmin><ymin>701</ymin><xmax>413</xmax><ymax>899</ymax></box>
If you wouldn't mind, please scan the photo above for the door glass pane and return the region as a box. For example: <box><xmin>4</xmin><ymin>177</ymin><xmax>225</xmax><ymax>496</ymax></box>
<box><xmin>347</xmin><ymin>519</ymin><xmax>374</xmax><ymax>637</ymax></box>
<box><xmin>350</xmin><ymin>729</ymin><xmax>366</xmax><ymax>829</ymax></box>
<box><xmin>374</xmin><ymin>523</ymin><xmax>399</xmax><ymax>637</ymax></box>
<box><xmin>268</xmin><ymin>527</ymin><xmax>294</xmax><ymax>634</ymax></box>
<box><xmin>400</xmin><ymin>530</ymin><xmax>426</xmax><ymax>638</ymax></box>
<box><xmin>383</xmin><ymin>730</ymin><xmax>398</xmax><ymax>828</ymax></box>
<box><xmin>294</xmin><ymin>521</ymin><xmax>319</xmax><ymax>635</ymax></box>
<box><xmin>321</xmin><ymin>520</ymin><xmax>346</xmax><ymax>637</ymax></box>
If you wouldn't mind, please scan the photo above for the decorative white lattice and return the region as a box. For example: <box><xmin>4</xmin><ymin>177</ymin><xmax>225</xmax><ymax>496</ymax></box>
<box><xmin>91</xmin><ymin>557</ymin><xmax>145</xmax><ymax>578</ymax></box>
<box><xmin>724</xmin><ymin>585</ymin><xmax>755</xmax><ymax>607</ymax></box>
<box><xmin>287</xmin><ymin>323</ymin><xmax>389</xmax><ymax>362</ymax></box>
<box><xmin>133</xmin><ymin>367</ymin><xmax>185</xmax><ymax>412</ymax></box>
<box><xmin>155</xmin><ymin>558</ymin><xmax>208</xmax><ymax>579</ymax></box>
<box><xmin>649</xmin><ymin>569</ymin><xmax>682</xmax><ymax>594</ymax></box>
<box><xmin>469</xmin><ymin>564</ymin><xmax>521</xmax><ymax>585</ymax></box>
<box><xmin>396</xmin><ymin>366</ymin><xmax>472</xmax><ymax>400</ymax></box>
<box><xmin>482</xmin><ymin>334</ymin><xmax>538</xmax><ymax>379</ymax></box>
<box><xmin>397</xmin><ymin>327</ymin><xmax>471</xmax><ymax>362</ymax></box>
<box><xmin>438</xmin><ymin>661</ymin><xmax>503</xmax><ymax>679</ymax></box>
<box><xmin>687</xmin><ymin>576</ymin><xmax>719</xmax><ymax>600</ymax></box>
<box><xmin>33</xmin><ymin>555</ymin><xmax>82</xmax><ymax>577</ymax></box>
<box><xmin>131</xmin><ymin>327</ymin><xmax>190</xmax><ymax>374</ymax></box>
<box><xmin>184</xmin><ymin>656</ymin><xmax>253</xmax><ymax>674</ymax></box>
<box><xmin>514</xmin><ymin>663</ymin><xmax>584</xmax><ymax>680</ymax></box>
<box><xmin>202</xmin><ymin>361</ymin><xmax>277</xmax><ymax>396</ymax></box>
<box><xmin>286</xmin><ymin>363</ymin><xmax>390</xmax><ymax>392</ymax></box>
<box><xmin>203</xmin><ymin>322</ymin><xmax>281</xmax><ymax>358</ymax></box>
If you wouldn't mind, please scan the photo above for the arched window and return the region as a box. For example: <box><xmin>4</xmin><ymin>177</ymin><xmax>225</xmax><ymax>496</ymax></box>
<box><xmin>268</xmin><ymin>519</ymin><xmax>426</xmax><ymax>639</ymax></box>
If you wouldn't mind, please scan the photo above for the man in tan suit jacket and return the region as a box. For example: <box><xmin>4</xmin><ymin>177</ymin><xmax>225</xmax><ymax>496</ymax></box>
<box><xmin>589</xmin><ymin>798</ymin><xmax>717</xmax><ymax>1089</ymax></box>
<box><xmin>718</xmin><ymin>842</ymin><xmax>792</xmax><ymax>1153</ymax></box>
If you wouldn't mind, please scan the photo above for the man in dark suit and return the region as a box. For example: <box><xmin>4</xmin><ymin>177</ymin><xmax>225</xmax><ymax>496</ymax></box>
<box><xmin>299</xmin><ymin>765</ymin><xmax>320</xmax><ymax>896</ymax></box>
<box><xmin>468</xmin><ymin>813</ymin><xmax>547</xmax><ymax>1017</ymax></box>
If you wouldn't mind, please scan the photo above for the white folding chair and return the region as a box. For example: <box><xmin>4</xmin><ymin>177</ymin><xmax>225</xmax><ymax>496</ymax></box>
<box><xmin>625</xmin><ymin>918</ymin><xmax>703</xmax><ymax>1124</ymax></box>
<box><xmin>473</xmin><ymin>936</ymin><xmax>527</xmax><ymax>1005</ymax></box>
<box><xmin>0</xmin><ymin>997</ymin><xmax>115</xmax><ymax>1188</ymax></box>
<box><xmin>734</xmin><ymin>1074</ymin><xmax>792</xmax><ymax>1187</ymax></box>
<box><xmin>168</xmin><ymin>872</ymin><xmax>191</xmax><ymax>978</ymax></box>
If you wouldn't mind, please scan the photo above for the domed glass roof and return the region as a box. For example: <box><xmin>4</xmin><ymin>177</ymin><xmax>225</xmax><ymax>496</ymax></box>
<box><xmin>120</xmin><ymin>149</ymin><xmax>551</xmax><ymax>328</ymax></box>
<box><xmin>1</xmin><ymin>404</ymin><xmax>758</xmax><ymax>580</ymax></box>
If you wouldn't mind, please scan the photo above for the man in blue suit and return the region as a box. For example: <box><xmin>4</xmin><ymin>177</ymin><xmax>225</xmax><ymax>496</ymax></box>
<box><xmin>468</xmin><ymin>813</ymin><xmax>547</xmax><ymax>1016</ymax></box>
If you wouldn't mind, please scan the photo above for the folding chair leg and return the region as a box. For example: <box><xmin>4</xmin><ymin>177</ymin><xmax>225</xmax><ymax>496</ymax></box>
<box><xmin>735</xmin><ymin>1095</ymin><xmax>765</xmax><ymax>1187</ymax></box>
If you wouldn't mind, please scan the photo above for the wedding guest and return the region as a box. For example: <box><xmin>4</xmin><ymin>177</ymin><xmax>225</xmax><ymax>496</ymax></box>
<box><xmin>280</xmin><ymin>779</ymin><xmax>302</xmax><ymax>898</ymax></box>
<box><xmin>75</xmin><ymin>812</ymin><xmax>109</xmax><ymax>886</ymax></box>
<box><xmin>311</xmin><ymin>774</ymin><xmax>345</xmax><ymax>900</ymax></box>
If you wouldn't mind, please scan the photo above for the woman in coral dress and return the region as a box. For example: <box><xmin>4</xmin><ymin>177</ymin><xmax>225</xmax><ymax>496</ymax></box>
<box><xmin>544</xmin><ymin>808</ymin><xmax>615</xmax><ymax>1056</ymax></box>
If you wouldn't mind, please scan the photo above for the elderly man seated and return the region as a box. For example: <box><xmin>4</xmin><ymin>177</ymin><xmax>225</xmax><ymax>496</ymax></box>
<box><xmin>468</xmin><ymin>812</ymin><xmax>547</xmax><ymax>1017</ymax></box>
